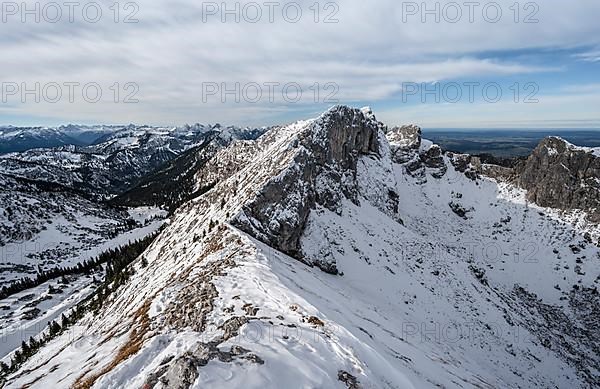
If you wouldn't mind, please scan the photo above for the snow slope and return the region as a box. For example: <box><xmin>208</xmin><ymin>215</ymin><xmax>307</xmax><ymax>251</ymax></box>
<box><xmin>0</xmin><ymin>207</ymin><xmax>167</xmax><ymax>363</ymax></box>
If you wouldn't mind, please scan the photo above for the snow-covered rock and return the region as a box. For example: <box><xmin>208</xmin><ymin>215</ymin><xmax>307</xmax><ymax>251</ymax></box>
<box><xmin>515</xmin><ymin>136</ymin><xmax>600</xmax><ymax>222</ymax></box>
<box><xmin>387</xmin><ymin>124</ymin><xmax>422</xmax><ymax>164</ymax></box>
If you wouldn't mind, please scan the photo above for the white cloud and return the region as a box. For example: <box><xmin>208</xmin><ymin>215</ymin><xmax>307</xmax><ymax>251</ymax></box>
<box><xmin>377</xmin><ymin>90</ymin><xmax>600</xmax><ymax>128</ymax></box>
<box><xmin>1</xmin><ymin>0</ymin><xmax>599</xmax><ymax>125</ymax></box>
<box><xmin>573</xmin><ymin>49</ymin><xmax>600</xmax><ymax>63</ymax></box>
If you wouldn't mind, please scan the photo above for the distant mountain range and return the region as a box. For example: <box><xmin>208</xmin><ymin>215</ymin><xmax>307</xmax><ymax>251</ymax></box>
<box><xmin>0</xmin><ymin>124</ymin><xmax>267</xmax><ymax>198</ymax></box>
<box><xmin>0</xmin><ymin>125</ymin><xmax>123</xmax><ymax>154</ymax></box>
<box><xmin>0</xmin><ymin>123</ymin><xmax>266</xmax><ymax>155</ymax></box>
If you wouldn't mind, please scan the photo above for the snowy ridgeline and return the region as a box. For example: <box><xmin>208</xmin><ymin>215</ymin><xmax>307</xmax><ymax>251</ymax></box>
<box><xmin>0</xmin><ymin>124</ymin><xmax>267</xmax><ymax>155</ymax></box>
<box><xmin>0</xmin><ymin>124</ymin><xmax>267</xmax><ymax>198</ymax></box>
<box><xmin>1</xmin><ymin>107</ymin><xmax>599</xmax><ymax>388</ymax></box>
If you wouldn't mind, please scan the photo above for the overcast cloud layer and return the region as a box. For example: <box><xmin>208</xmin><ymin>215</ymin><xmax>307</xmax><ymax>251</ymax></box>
<box><xmin>1</xmin><ymin>0</ymin><xmax>600</xmax><ymax>127</ymax></box>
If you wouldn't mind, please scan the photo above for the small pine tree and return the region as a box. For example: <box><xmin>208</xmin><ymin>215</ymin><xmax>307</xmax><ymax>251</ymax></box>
<box><xmin>20</xmin><ymin>340</ymin><xmax>30</xmax><ymax>357</ymax></box>
<box><xmin>49</xmin><ymin>320</ymin><xmax>61</xmax><ymax>337</ymax></box>
<box><xmin>28</xmin><ymin>336</ymin><xmax>39</xmax><ymax>352</ymax></box>
<box><xmin>61</xmin><ymin>313</ymin><xmax>70</xmax><ymax>328</ymax></box>
<box><xmin>11</xmin><ymin>349</ymin><xmax>22</xmax><ymax>366</ymax></box>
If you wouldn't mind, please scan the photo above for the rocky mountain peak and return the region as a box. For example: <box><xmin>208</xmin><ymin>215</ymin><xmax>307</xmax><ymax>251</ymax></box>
<box><xmin>516</xmin><ymin>136</ymin><xmax>600</xmax><ymax>221</ymax></box>
<box><xmin>540</xmin><ymin>136</ymin><xmax>573</xmax><ymax>153</ymax></box>
<box><xmin>384</xmin><ymin>124</ymin><xmax>453</xmax><ymax>181</ymax></box>
<box><xmin>188</xmin><ymin>105</ymin><xmax>398</xmax><ymax>272</ymax></box>
<box><xmin>300</xmin><ymin>105</ymin><xmax>383</xmax><ymax>166</ymax></box>
<box><xmin>387</xmin><ymin>124</ymin><xmax>422</xmax><ymax>148</ymax></box>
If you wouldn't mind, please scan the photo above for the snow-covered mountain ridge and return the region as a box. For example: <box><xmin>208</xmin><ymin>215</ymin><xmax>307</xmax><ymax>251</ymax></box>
<box><xmin>0</xmin><ymin>124</ymin><xmax>266</xmax><ymax>198</ymax></box>
<box><xmin>0</xmin><ymin>124</ymin><xmax>266</xmax><ymax>155</ymax></box>
<box><xmin>2</xmin><ymin>107</ymin><xmax>599</xmax><ymax>388</ymax></box>
<box><xmin>0</xmin><ymin>123</ymin><xmax>266</xmax><ymax>289</ymax></box>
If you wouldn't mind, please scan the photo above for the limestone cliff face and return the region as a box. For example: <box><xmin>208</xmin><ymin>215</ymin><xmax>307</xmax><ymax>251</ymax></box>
<box><xmin>228</xmin><ymin>106</ymin><xmax>397</xmax><ymax>272</ymax></box>
<box><xmin>515</xmin><ymin>137</ymin><xmax>600</xmax><ymax>221</ymax></box>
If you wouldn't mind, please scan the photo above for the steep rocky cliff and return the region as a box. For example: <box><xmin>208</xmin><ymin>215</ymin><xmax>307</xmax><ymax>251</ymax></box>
<box><xmin>515</xmin><ymin>136</ymin><xmax>600</xmax><ymax>222</ymax></box>
<box><xmin>387</xmin><ymin>125</ymin><xmax>448</xmax><ymax>181</ymax></box>
<box><xmin>192</xmin><ymin>106</ymin><xmax>401</xmax><ymax>273</ymax></box>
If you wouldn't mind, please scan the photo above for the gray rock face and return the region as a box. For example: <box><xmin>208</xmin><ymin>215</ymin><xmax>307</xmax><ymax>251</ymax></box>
<box><xmin>481</xmin><ymin>163</ymin><xmax>513</xmax><ymax>181</ymax></box>
<box><xmin>147</xmin><ymin>343</ymin><xmax>264</xmax><ymax>389</ymax></box>
<box><xmin>387</xmin><ymin>125</ymin><xmax>421</xmax><ymax>164</ymax></box>
<box><xmin>515</xmin><ymin>137</ymin><xmax>600</xmax><ymax>221</ymax></box>
<box><xmin>387</xmin><ymin>126</ymin><xmax>449</xmax><ymax>181</ymax></box>
<box><xmin>421</xmin><ymin>145</ymin><xmax>447</xmax><ymax>178</ymax></box>
<box><xmin>231</xmin><ymin>106</ymin><xmax>388</xmax><ymax>271</ymax></box>
<box><xmin>448</xmin><ymin>153</ymin><xmax>481</xmax><ymax>181</ymax></box>
<box><xmin>155</xmin><ymin>354</ymin><xmax>200</xmax><ymax>389</ymax></box>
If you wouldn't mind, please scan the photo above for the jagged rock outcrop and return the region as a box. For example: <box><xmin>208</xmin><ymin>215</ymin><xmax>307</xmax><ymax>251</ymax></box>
<box><xmin>387</xmin><ymin>124</ymin><xmax>421</xmax><ymax>164</ymax></box>
<box><xmin>387</xmin><ymin>125</ymin><xmax>449</xmax><ymax>181</ymax></box>
<box><xmin>481</xmin><ymin>163</ymin><xmax>513</xmax><ymax>181</ymax></box>
<box><xmin>420</xmin><ymin>145</ymin><xmax>447</xmax><ymax>178</ymax></box>
<box><xmin>515</xmin><ymin>137</ymin><xmax>600</xmax><ymax>221</ymax></box>
<box><xmin>447</xmin><ymin>153</ymin><xmax>481</xmax><ymax>180</ymax></box>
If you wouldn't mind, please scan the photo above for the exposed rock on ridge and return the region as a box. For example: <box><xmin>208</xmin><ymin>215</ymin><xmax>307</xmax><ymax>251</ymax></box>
<box><xmin>515</xmin><ymin>136</ymin><xmax>600</xmax><ymax>222</ymax></box>
<box><xmin>387</xmin><ymin>124</ymin><xmax>421</xmax><ymax>164</ymax></box>
<box><xmin>386</xmin><ymin>125</ymin><xmax>448</xmax><ymax>181</ymax></box>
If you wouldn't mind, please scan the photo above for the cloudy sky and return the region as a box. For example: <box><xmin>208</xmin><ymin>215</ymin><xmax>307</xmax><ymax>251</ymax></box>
<box><xmin>1</xmin><ymin>0</ymin><xmax>600</xmax><ymax>128</ymax></box>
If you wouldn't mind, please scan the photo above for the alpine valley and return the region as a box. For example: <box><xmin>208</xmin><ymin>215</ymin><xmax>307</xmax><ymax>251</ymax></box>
<box><xmin>0</xmin><ymin>107</ymin><xmax>599</xmax><ymax>389</ymax></box>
